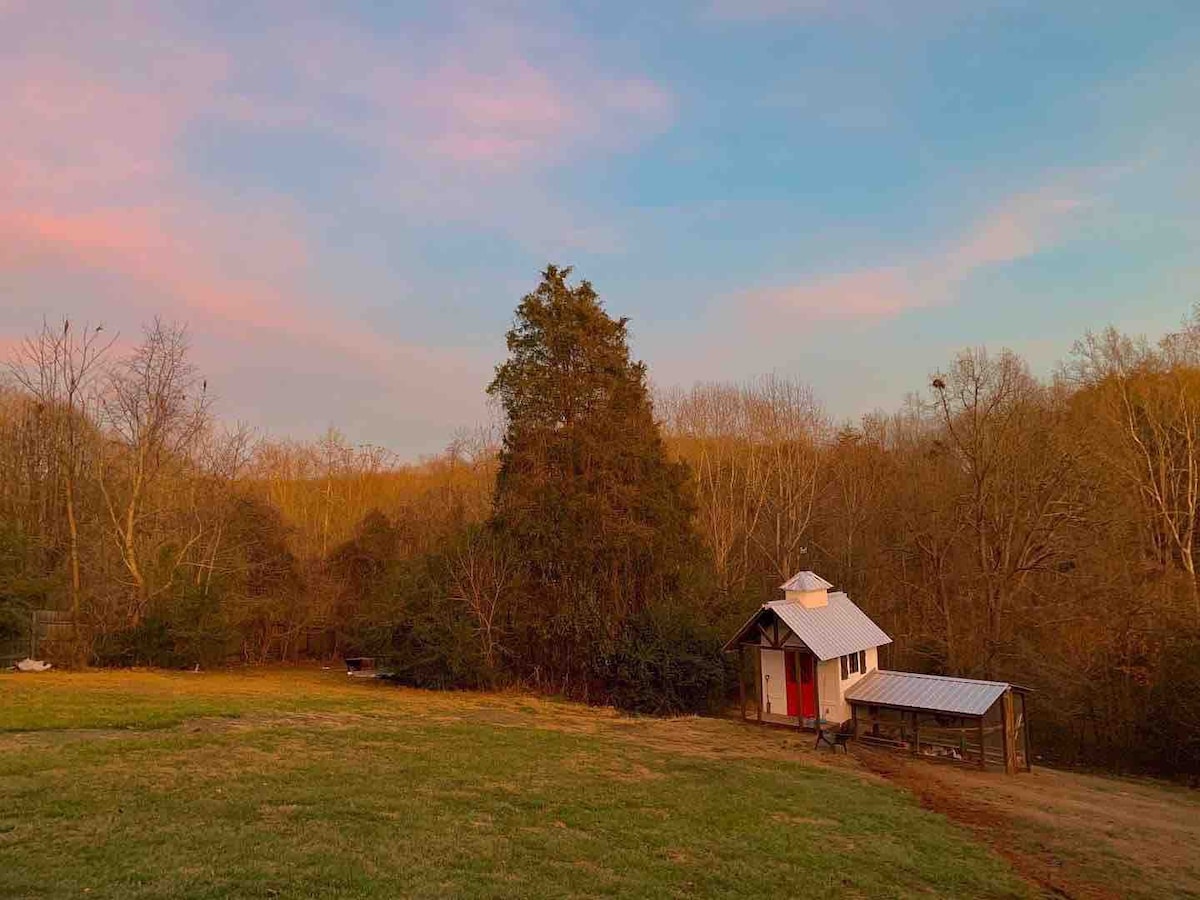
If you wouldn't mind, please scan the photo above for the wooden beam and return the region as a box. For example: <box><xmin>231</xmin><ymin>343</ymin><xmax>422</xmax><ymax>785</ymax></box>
<box><xmin>1022</xmin><ymin>691</ymin><xmax>1033</xmax><ymax>772</ymax></box>
<box><xmin>812</xmin><ymin>654</ymin><xmax>821</xmax><ymax>727</ymax></box>
<box><xmin>794</xmin><ymin>652</ymin><xmax>803</xmax><ymax>731</ymax></box>
<box><xmin>1001</xmin><ymin>691</ymin><xmax>1017</xmax><ymax>775</ymax></box>
<box><xmin>738</xmin><ymin>645</ymin><xmax>747</xmax><ymax>720</ymax></box>
<box><xmin>977</xmin><ymin>716</ymin><xmax>987</xmax><ymax>770</ymax></box>
<box><xmin>754</xmin><ymin>646</ymin><xmax>763</xmax><ymax>724</ymax></box>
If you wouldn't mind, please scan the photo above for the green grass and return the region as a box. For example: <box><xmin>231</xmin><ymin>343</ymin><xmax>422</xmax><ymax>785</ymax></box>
<box><xmin>0</xmin><ymin>670</ymin><xmax>1030</xmax><ymax>899</ymax></box>
<box><xmin>0</xmin><ymin>667</ymin><xmax>390</xmax><ymax>731</ymax></box>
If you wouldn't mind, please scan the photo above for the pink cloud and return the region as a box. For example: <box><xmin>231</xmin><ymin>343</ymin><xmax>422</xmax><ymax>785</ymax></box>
<box><xmin>943</xmin><ymin>187</ymin><xmax>1082</xmax><ymax>278</ymax></box>
<box><xmin>0</xmin><ymin>2</ymin><xmax>659</xmax><ymax>388</ymax></box>
<box><xmin>404</xmin><ymin>67</ymin><xmax>671</xmax><ymax>166</ymax></box>
<box><xmin>0</xmin><ymin>2</ymin><xmax>674</xmax><ymax>451</ymax></box>
<box><xmin>410</xmin><ymin>60</ymin><xmax>571</xmax><ymax>164</ymax></box>
<box><xmin>749</xmin><ymin>268</ymin><xmax>918</xmax><ymax>320</ymax></box>
<box><xmin>742</xmin><ymin>185</ymin><xmax>1086</xmax><ymax>322</ymax></box>
<box><xmin>198</xmin><ymin>15</ymin><xmax>672</xmax><ymax>174</ymax></box>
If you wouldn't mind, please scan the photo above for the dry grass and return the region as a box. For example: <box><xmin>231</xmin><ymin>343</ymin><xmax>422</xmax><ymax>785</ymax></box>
<box><xmin>1</xmin><ymin>667</ymin><xmax>1027</xmax><ymax>900</ymax></box>
<box><xmin>854</xmin><ymin>746</ymin><xmax>1200</xmax><ymax>900</ymax></box>
<box><xmin>3</xmin><ymin>668</ymin><xmax>1196</xmax><ymax>899</ymax></box>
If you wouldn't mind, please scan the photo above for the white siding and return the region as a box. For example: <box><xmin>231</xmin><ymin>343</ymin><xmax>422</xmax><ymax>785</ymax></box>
<box><xmin>784</xmin><ymin>588</ymin><xmax>828</xmax><ymax>608</ymax></box>
<box><xmin>759</xmin><ymin>648</ymin><xmax>787</xmax><ymax>716</ymax></box>
<box><xmin>819</xmin><ymin>646</ymin><xmax>880</xmax><ymax>724</ymax></box>
<box><xmin>817</xmin><ymin>658</ymin><xmax>842</xmax><ymax>723</ymax></box>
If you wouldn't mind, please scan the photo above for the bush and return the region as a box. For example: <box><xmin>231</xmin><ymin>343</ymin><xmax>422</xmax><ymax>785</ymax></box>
<box><xmin>593</xmin><ymin>609</ymin><xmax>730</xmax><ymax>716</ymax></box>
<box><xmin>92</xmin><ymin>585</ymin><xmax>229</xmax><ymax>668</ymax></box>
<box><xmin>1145</xmin><ymin>631</ymin><xmax>1200</xmax><ymax>783</ymax></box>
<box><xmin>350</xmin><ymin>554</ymin><xmax>490</xmax><ymax>691</ymax></box>
<box><xmin>0</xmin><ymin>523</ymin><xmax>53</xmax><ymax>660</ymax></box>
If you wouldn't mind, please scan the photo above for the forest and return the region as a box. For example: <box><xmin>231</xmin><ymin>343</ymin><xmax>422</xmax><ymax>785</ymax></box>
<box><xmin>2</xmin><ymin>266</ymin><xmax>1198</xmax><ymax>779</ymax></box>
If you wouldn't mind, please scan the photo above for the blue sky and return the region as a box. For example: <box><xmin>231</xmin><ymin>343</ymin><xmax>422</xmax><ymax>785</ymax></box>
<box><xmin>2</xmin><ymin>0</ymin><xmax>1198</xmax><ymax>455</ymax></box>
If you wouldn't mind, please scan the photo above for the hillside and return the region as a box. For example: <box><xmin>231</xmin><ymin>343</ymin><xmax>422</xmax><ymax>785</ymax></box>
<box><xmin>2</xmin><ymin>670</ymin><xmax>1196</xmax><ymax>899</ymax></box>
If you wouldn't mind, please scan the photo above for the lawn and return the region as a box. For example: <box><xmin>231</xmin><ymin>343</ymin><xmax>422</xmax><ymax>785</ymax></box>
<box><xmin>2</xmin><ymin>669</ymin><xmax>1030</xmax><ymax>899</ymax></box>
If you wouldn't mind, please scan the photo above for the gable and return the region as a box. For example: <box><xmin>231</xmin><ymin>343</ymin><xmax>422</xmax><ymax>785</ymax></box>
<box><xmin>723</xmin><ymin>592</ymin><xmax>891</xmax><ymax>660</ymax></box>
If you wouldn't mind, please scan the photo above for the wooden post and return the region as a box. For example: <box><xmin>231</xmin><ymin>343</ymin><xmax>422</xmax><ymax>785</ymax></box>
<box><xmin>851</xmin><ymin>704</ymin><xmax>859</xmax><ymax>740</ymax></box>
<box><xmin>794</xmin><ymin>653</ymin><xmax>804</xmax><ymax>731</ymax></box>
<box><xmin>1021</xmin><ymin>692</ymin><xmax>1033</xmax><ymax>772</ymax></box>
<box><xmin>1002</xmin><ymin>691</ymin><xmax>1017</xmax><ymax>775</ymax></box>
<box><xmin>738</xmin><ymin>646</ymin><xmax>747</xmax><ymax>720</ymax></box>
<box><xmin>812</xmin><ymin>655</ymin><xmax>821</xmax><ymax>728</ymax></box>
<box><xmin>912</xmin><ymin>711</ymin><xmax>920</xmax><ymax>756</ymax></box>
<box><xmin>977</xmin><ymin>716</ymin><xmax>987</xmax><ymax>770</ymax></box>
<box><xmin>754</xmin><ymin>647</ymin><xmax>763</xmax><ymax>724</ymax></box>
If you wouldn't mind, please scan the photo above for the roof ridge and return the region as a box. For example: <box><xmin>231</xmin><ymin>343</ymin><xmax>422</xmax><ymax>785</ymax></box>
<box><xmin>778</xmin><ymin>571</ymin><xmax>834</xmax><ymax>591</ymax></box>
<box><xmin>768</xmin><ymin>591</ymin><xmax>852</xmax><ymax>609</ymax></box>
<box><xmin>876</xmin><ymin>669</ymin><xmax>1010</xmax><ymax>688</ymax></box>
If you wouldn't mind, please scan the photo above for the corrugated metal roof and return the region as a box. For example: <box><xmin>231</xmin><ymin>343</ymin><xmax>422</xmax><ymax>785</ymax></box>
<box><xmin>844</xmin><ymin>670</ymin><xmax>1010</xmax><ymax>717</ymax></box>
<box><xmin>779</xmin><ymin>571</ymin><xmax>834</xmax><ymax>592</ymax></box>
<box><xmin>766</xmin><ymin>592</ymin><xmax>891</xmax><ymax>661</ymax></box>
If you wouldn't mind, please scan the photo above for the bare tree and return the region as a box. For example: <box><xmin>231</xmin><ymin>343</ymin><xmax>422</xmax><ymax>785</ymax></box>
<box><xmin>448</xmin><ymin>528</ymin><xmax>514</xmax><ymax>675</ymax></box>
<box><xmin>931</xmin><ymin>348</ymin><xmax>1083</xmax><ymax>674</ymax></box>
<box><xmin>662</xmin><ymin>375</ymin><xmax>827</xmax><ymax>606</ymax></box>
<box><xmin>98</xmin><ymin>320</ymin><xmax>211</xmax><ymax>622</ymax></box>
<box><xmin>188</xmin><ymin>422</ymin><xmax>258</xmax><ymax>595</ymax></box>
<box><xmin>1069</xmin><ymin>323</ymin><xmax>1200</xmax><ymax>620</ymax></box>
<box><xmin>749</xmin><ymin>374</ymin><xmax>827</xmax><ymax>581</ymax></box>
<box><xmin>662</xmin><ymin>382</ymin><xmax>769</xmax><ymax>601</ymax></box>
<box><xmin>7</xmin><ymin>317</ymin><xmax>114</xmax><ymax>656</ymax></box>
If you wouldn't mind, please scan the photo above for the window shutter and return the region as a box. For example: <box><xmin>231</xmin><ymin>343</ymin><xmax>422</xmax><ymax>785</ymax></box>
<box><xmin>859</xmin><ymin>650</ymin><xmax>867</xmax><ymax>673</ymax></box>
<box><xmin>840</xmin><ymin>655</ymin><xmax>849</xmax><ymax>679</ymax></box>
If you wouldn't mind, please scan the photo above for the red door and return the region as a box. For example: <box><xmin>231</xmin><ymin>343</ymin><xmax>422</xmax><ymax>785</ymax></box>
<box><xmin>799</xmin><ymin>654</ymin><xmax>816</xmax><ymax>719</ymax></box>
<box><xmin>784</xmin><ymin>650</ymin><xmax>800</xmax><ymax>716</ymax></box>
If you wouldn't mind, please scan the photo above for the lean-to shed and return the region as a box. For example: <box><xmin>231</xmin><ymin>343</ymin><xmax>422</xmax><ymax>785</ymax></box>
<box><xmin>845</xmin><ymin>670</ymin><xmax>1032</xmax><ymax>773</ymax></box>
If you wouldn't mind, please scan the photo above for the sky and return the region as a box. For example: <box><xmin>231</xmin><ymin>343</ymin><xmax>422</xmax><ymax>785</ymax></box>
<box><xmin>3</xmin><ymin>1</ymin><xmax>1198</xmax><ymax>457</ymax></box>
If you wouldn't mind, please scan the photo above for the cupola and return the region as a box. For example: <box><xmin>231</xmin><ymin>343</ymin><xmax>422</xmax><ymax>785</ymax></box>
<box><xmin>779</xmin><ymin>571</ymin><xmax>833</xmax><ymax>608</ymax></box>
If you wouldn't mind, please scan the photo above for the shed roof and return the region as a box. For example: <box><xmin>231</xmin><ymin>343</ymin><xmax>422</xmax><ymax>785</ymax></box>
<box><xmin>724</xmin><ymin>591</ymin><xmax>892</xmax><ymax>661</ymax></box>
<box><xmin>770</xmin><ymin>593</ymin><xmax>891</xmax><ymax>660</ymax></box>
<box><xmin>845</xmin><ymin>670</ymin><xmax>1022</xmax><ymax>717</ymax></box>
<box><xmin>779</xmin><ymin>571</ymin><xmax>833</xmax><ymax>592</ymax></box>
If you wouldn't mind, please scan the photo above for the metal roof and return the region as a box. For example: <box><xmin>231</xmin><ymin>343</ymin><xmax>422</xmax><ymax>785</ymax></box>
<box><xmin>764</xmin><ymin>592</ymin><xmax>891</xmax><ymax>661</ymax></box>
<box><xmin>779</xmin><ymin>571</ymin><xmax>834</xmax><ymax>592</ymax></box>
<box><xmin>845</xmin><ymin>670</ymin><xmax>1014</xmax><ymax>717</ymax></box>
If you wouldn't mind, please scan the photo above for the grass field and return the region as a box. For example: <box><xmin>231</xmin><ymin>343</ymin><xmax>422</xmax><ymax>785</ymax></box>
<box><xmin>1</xmin><ymin>670</ymin><xmax>1196</xmax><ymax>899</ymax></box>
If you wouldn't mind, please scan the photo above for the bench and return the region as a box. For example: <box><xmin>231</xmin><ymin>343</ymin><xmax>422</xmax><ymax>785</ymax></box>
<box><xmin>815</xmin><ymin>724</ymin><xmax>852</xmax><ymax>753</ymax></box>
<box><xmin>344</xmin><ymin>657</ymin><xmax>377</xmax><ymax>678</ymax></box>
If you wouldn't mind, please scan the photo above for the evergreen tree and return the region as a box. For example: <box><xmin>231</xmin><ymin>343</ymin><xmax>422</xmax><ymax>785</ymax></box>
<box><xmin>488</xmin><ymin>265</ymin><xmax>704</xmax><ymax>685</ymax></box>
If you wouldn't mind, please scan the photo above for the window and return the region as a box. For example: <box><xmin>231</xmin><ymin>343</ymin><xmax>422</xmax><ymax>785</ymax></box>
<box><xmin>841</xmin><ymin>652</ymin><xmax>861</xmax><ymax>680</ymax></box>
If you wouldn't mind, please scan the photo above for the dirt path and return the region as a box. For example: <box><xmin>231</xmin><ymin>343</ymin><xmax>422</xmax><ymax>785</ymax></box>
<box><xmin>853</xmin><ymin>746</ymin><xmax>1200</xmax><ymax>900</ymax></box>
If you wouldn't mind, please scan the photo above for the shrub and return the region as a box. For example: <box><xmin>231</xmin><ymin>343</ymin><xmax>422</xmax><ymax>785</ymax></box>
<box><xmin>351</xmin><ymin>554</ymin><xmax>490</xmax><ymax>690</ymax></box>
<box><xmin>91</xmin><ymin>584</ymin><xmax>229</xmax><ymax>668</ymax></box>
<box><xmin>0</xmin><ymin>523</ymin><xmax>53</xmax><ymax>660</ymax></box>
<box><xmin>593</xmin><ymin>608</ymin><xmax>730</xmax><ymax>716</ymax></box>
<box><xmin>1145</xmin><ymin>631</ymin><xmax>1200</xmax><ymax>783</ymax></box>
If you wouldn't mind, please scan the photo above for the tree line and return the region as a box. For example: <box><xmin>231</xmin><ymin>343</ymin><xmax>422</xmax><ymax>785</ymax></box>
<box><xmin>2</xmin><ymin>269</ymin><xmax>1198</xmax><ymax>778</ymax></box>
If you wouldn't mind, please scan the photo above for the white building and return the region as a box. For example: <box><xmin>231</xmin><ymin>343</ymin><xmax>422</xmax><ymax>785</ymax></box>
<box><xmin>723</xmin><ymin>571</ymin><xmax>891</xmax><ymax>727</ymax></box>
<box><xmin>724</xmin><ymin>570</ymin><xmax>1033</xmax><ymax>773</ymax></box>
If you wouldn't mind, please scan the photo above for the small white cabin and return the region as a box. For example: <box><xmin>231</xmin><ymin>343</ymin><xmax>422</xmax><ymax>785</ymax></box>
<box><xmin>724</xmin><ymin>571</ymin><xmax>1034</xmax><ymax>773</ymax></box>
<box><xmin>723</xmin><ymin>571</ymin><xmax>891</xmax><ymax>727</ymax></box>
